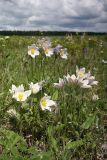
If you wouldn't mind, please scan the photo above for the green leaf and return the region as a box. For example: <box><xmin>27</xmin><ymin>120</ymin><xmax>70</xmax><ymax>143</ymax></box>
<box><xmin>55</xmin><ymin>123</ymin><xmax>65</xmax><ymax>131</ymax></box>
<box><xmin>0</xmin><ymin>128</ymin><xmax>27</xmax><ymax>153</ymax></box>
<box><xmin>52</xmin><ymin>90</ymin><xmax>58</xmax><ymax>100</ymax></box>
<box><xmin>33</xmin><ymin>98</ymin><xmax>37</xmax><ymax>102</ymax></box>
<box><xmin>81</xmin><ymin>114</ymin><xmax>96</xmax><ymax>129</ymax></box>
<box><xmin>40</xmin><ymin>152</ymin><xmax>52</xmax><ymax>160</ymax></box>
<box><xmin>47</xmin><ymin>126</ymin><xmax>58</xmax><ymax>152</ymax></box>
<box><xmin>65</xmin><ymin>139</ymin><xmax>84</xmax><ymax>150</ymax></box>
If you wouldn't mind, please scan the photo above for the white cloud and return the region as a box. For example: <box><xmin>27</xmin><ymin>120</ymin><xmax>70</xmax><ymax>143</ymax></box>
<box><xmin>0</xmin><ymin>0</ymin><xmax>107</xmax><ymax>32</ymax></box>
<box><xmin>63</xmin><ymin>0</ymin><xmax>103</xmax><ymax>17</ymax></box>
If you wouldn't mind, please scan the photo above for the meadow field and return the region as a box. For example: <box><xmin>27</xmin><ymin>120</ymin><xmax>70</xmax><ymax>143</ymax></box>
<box><xmin>0</xmin><ymin>34</ymin><xmax>107</xmax><ymax>160</ymax></box>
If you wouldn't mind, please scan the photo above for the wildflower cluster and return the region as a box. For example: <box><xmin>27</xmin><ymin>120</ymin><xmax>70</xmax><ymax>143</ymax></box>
<box><xmin>54</xmin><ymin>66</ymin><xmax>98</xmax><ymax>89</ymax></box>
<box><xmin>9</xmin><ymin>82</ymin><xmax>57</xmax><ymax>112</ymax></box>
<box><xmin>1</xmin><ymin>35</ymin><xmax>104</xmax><ymax>159</ymax></box>
<box><xmin>28</xmin><ymin>37</ymin><xmax>68</xmax><ymax>59</ymax></box>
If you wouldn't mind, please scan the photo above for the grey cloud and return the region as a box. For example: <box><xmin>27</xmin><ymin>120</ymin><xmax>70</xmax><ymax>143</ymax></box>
<box><xmin>0</xmin><ymin>0</ymin><xmax>107</xmax><ymax>32</ymax></box>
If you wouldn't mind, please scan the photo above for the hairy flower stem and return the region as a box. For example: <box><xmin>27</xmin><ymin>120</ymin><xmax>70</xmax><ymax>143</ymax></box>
<box><xmin>19</xmin><ymin>104</ymin><xmax>24</xmax><ymax>134</ymax></box>
<box><xmin>61</xmin><ymin>87</ymin><xmax>67</xmax><ymax>124</ymax></box>
<box><xmin>30</xmin><ymin>58</ymin><xmax>35</xmax><ymax>79</ymax></box>
<box><xmin>41</xmin><ymin>57</ymin><xmax>45</xmax><ymax>80</ymax></box>
<box><xmin>53</xmin><ymin>56</ymin><xmax>57</xmax><ymax>77</ymax></box>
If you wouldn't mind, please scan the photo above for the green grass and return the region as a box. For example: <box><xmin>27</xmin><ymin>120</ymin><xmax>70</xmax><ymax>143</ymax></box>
<box><xmin>0</xmin><ymin>35</ymin><xmax>107</xmax><ymax>160</ymax></box>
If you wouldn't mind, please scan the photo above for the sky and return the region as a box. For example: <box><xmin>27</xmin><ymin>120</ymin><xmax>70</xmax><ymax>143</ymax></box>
<box><xmin>0</xmin><ymin>0</ymin><xmax>107</xmax><ymax>32</ymax></box>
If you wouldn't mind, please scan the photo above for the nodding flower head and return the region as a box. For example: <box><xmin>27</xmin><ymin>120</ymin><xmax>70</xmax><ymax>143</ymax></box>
<box><xmin>29</xmin><ymin>81</ymin><xmax>44</xmax><ymax>94</ymax></box>
<box><xmin>59</xmin><ymin>48</ymin><xmax>68</xmax><ymax>59</ymax></box>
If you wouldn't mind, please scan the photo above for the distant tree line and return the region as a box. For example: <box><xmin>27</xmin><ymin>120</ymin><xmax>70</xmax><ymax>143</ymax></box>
<box><xmin>0</xmin><ymin>30</ymin><xmax>106</xmax><ymax>36</ymax></box>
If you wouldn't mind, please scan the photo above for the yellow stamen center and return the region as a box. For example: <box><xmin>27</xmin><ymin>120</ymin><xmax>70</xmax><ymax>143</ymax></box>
<box><xmin>31</xmin><ymin>48</ymin><xmax>35</xmax><ymax>54</ymax></box>
<box><xmin>60</xmin><ymin>50</ymin><xmax>64</xmax><ymax>56</ymax></box>
<box><xmin>78</xmin><ymin>72</ymin><xmax>85</xmax><ymax>78</ymax></box>
<box><xmin>41</xmin><ymin>99</ymin><xmax>47</xmax><ymax>107</ymax></box>
<box><xmin>45</xmin><ymin>48</ymin><xmax>49</xmax><ymax>54</ymax></box>
<box><xmin>18</xmin><ymin>93</ymin><xmax>24</xmax><ymax>101</ymax></box>
<box><xmin>38</xmin><ymin>43</ymin><xmax>41</xmax><ymax>47</ymax></box>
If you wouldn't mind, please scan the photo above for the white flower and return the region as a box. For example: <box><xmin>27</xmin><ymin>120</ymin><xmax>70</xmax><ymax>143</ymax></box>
<box><xmin>76</xmin><ymin>66</ymin><xmax>98</xmax><ymax>86</ymax></box>
<box><xmin>29</xmin><ymin>81</ymin><xmax>43</xmax><ymax>94</ymax></box>
<box><xmin>44</xmin><ymin>48</ymin><xmax>54</xmax><ymax>57</ymax></box>
<box><xmin>76</xmin><ymin>66</ymin><xmax>86</xmax><ymax>80</ymax></box>
<box><xmin>42</xmin><ymin>40</ymin><xmax>51</xmax><ymax>49</ymax></box>
<box><xmin>37</xmin><ymin>37</ymin><xmax>51</xmax><ymax>49</ymax></box>
<box><xmin>60</xmin><ymin>48</ymin><xmax>68</xmax><ymax>59</ymax></box>
<box><xmin>7</xmin><ymin>109</ymin><xmax>17</xmax><ymax>116</ymax></box>
<box><xmin>5</xmin><ymin>36</ymin><xmax>10</xmax><ymax>39</ymax></box>
<box><xmin>54</xmin><ymin>44</ymin><xmax>62</xmax><ymax>54</ymax></box>
<box><xmin>80</xmin><ymin>80</ymin><xmax>92</xmax><ymax>88</ymax></box>
<box><xmin>40</xmin><ymin>94</ymin><xmax>57</xmax><ymax>111</ymax></box>
<box><xmin>102</xmin><ymin>59</ymin><xmax>107</xmax><ymax>64</ymax></box>
<box><xmin>64</xmin><ymin>74</ymin><xmax>77</xmax><ymax>83</ymax></box>
<box><xmin>54</xmin><ymin>78</ymin><xmax>65</xmax><ymax>88</ymax></box>
<box><xmin>10</xmin><ymin>84</ymin><xmax>31</xmax><ymax>102</ymax></box>
<box><xmin>13</xmin><ymin>90</ymin><xmax>31</xmax><ymax>102</ymax></box>
<box><xmin>0</xmin><ymin>38</ymin><xmax>4</xmax><ymax>41</ymax></box>
<box><xmin>86</xmin><ymin>75</ymin><xmax>98</xmax><ymax>86</ymax></box>
<box><xmin>92</xmin><ymin>94</ymin><xmax>99</xmax><ymax>101</ymax></box>
<box><xmin>28</xmin><ymin>44</ymin><xmax>40</xmax><ymax>58</ymax></box>
<box><xmin>64</xmin><ymin>66</ymin><xmax>98</xmax><ymax>88</ymax></box>
<box><xmin>9</xmin><ymin>84</ymin><xmax>24</xmax><ymax>94</ymax></box>
<box><xmin>80</xmin><ymin>76</ymin><xmax>98</xmax><ymax>88</ymax></box>
<box><xmin>37</xmin><ymin>39</ymin><xmax>44</xmax><ymax>48</ymax></box>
